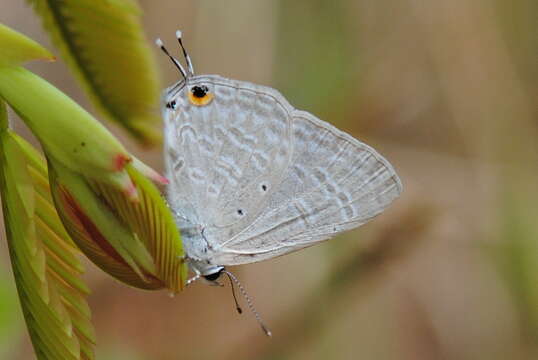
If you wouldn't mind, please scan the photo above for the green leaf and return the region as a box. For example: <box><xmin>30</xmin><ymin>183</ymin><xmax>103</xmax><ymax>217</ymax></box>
<box><xmin>0</xmin><ymin>63</ymin><xmax>186</xmax><ymax>292</ymax></box>
<box><xmin>0</xmin><ymin>23</ymin><xmax>55</xmax><ymax>67</ymax></box>
<box><xmin>48</xmin><ymin>159</ymin><xmax>188</xmax><ymax>292</ymax></box>
<box><xmin>93</xmin><ymin>164</ymin><xmax>187</xmax><ymax>292</ymax></box>
<box><xmin>48</xmin><ymin>158</ymin><xmax>162</xmax><ymax>290</ymax></box>
<box><xmin>0</xmin><ymin>66</ymin><xmax>134</xmax><ymax>193</ymax></box>
<box><xmin>0</xmin><ymin>102</ymin><xmax>96</xmax><ymax>359</ymax></box>
<box><xmin>28</xmin><ymin>0</ymin><xmax>162</xmax><ymax>145</ymax></box>
<box><xmin>0</xmin><ymin>270</ymin><xmax>23</xmax><ymax>359</ymax></box>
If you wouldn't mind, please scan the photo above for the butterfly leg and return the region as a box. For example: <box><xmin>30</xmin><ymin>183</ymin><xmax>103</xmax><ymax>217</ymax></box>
<box><xmin>185</xmin><ymin>268</ymin><xmax>223</xmax><ymax>287</ymax></box>
<box><xmin>186</xmin><ymin>271</ymin><xmax>201</xmax><ymax>287</ymax></box>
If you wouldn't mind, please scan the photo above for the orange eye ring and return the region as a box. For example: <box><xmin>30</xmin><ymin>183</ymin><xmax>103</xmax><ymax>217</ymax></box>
<box><xmin>188</xmin><ymin>85</ymin><xmax>213</xmax><ymax>106</ymax></box>
<box><xmin>188</xmin><ymin>91</ymin><xmax>213</xmax><ymax>106</ymax></box>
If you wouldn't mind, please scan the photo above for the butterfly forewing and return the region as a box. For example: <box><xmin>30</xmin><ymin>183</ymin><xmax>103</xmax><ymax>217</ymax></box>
<box><xmin>164</xmin><ymin>76</ymin><xmax>294</xmax><ymax>258</ymax></box>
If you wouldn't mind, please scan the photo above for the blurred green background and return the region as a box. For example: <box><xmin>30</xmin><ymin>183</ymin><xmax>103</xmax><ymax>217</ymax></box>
<box><xmin>1</xmin><ymin>0</ymin><xmax>537</xmax><ymax>359</ymax></box>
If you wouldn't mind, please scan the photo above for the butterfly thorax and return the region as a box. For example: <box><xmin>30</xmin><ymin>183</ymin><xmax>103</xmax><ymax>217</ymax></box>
<box><xmin>178</xmin><ymin>223</ymin><xmax>223</xmax><ymax>276</ymax></box>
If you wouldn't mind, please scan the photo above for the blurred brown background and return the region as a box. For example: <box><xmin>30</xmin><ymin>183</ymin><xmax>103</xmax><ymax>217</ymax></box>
<box><xmin>1</xmin><ymin>0</ymin><xmax>537</xmax><ymax>359</ymax></box>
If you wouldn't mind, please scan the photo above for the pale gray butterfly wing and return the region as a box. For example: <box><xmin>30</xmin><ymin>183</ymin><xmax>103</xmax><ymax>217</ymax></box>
<box><xmin>163</xmin><ymin>75</ymin><xmax>402</xmax><ymax>266</ymax></box>
<box><xmin>164</xmin><ymin>75</ymin><xmax>294</xmax><ymax>259</ymax></box>
<box><xmin>210</xmin><ymin>110</ymin><xmax>402</xmax><ymax>265</ymax></box>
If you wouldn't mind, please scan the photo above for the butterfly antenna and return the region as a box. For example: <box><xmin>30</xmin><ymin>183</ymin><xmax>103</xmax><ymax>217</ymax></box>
<box><xmin>222</xmin><ymin>270</ymin><xmax>272</xmax><ymax>337</ymax></box>
<box><xmin>224</xmin><ymin>271</ymin><xmax>243</xmax><ymax>314</ymax></box>
<box><xmin>176</xmin><ymin>30</ymin><xmax>195</xmax><ymax>75</ymax></box>
<box><xmin>155</xmin><ymin>38</ymin><xmax>187</xmax><ymax>80</ymax></box>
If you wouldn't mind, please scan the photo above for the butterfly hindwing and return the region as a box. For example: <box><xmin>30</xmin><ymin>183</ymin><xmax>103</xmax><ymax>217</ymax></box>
<box><xmin>211</xmin><ymin>109</ymin><xmax>402</xmax><ymax>265</ymax></box>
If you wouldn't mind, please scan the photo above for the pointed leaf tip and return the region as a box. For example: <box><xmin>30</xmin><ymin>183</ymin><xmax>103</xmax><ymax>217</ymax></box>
<box><xmin>132</xmin><ymin>157</ymin><xmax>169</xmax><ymax>185</ymax></box>
<box><xmin>113</xmin><ymin>154</ymin><xmax>131</xmax><ymax>172</ymax></box>
<box><xmin>0</xmin><ymin>23</ymin><xmax>55</xmax><ymax>66</ymax></box>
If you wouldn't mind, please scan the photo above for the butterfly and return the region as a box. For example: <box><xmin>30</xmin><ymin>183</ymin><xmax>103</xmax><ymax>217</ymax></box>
<box><xmin>158</xmin><ymin>31</ymin><xmax>402</xmax><ymax>335</ymax></box>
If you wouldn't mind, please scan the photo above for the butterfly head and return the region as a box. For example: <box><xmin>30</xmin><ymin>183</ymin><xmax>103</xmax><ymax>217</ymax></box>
<box><xmin>162</xmin><ymin>76</ymin><xmax>220</xmax><ymax>117</ymax></box>
<box><xmin>156</xmin><ymin>31</ymin><xmax>216</xmax><ymax>109</ymax></box>
<box><xmin>202</xmin><ymin>267</ymin><xmax>224</xmax><ymax>282</ymax></box>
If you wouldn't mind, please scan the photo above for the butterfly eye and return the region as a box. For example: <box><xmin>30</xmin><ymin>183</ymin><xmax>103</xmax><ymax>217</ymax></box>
<box><xmin>188</xmin><ymin>85</ymin><xmax>213</xmax><ymax>106</ymax></box>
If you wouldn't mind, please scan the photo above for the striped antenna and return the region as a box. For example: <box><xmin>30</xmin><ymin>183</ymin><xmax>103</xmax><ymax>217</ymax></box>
<box><xmin>223</xmin><ymin>270</ymin><xmax>272</xmax><ymax>337</ymax></box>
<box><xmin>155</xmin><ymin>38</ymin><xmax>187</xmax><ymax>80</ymax></box>
<box><xmin>176</xmin><ymin>30</ymin><xmax>195</xmax><ymax>75</ymax></box>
